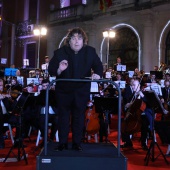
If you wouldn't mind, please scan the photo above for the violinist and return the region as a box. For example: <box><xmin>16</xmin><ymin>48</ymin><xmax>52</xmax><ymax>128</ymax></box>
<box><xmin>0</xmin><ymin>78</ymin><xmax>18</xmax><ymax>149</ymax></box>
<box><xmin>121</xmin><ymin>79</ymin><xmax>153</xmax><ymax>151</ymax></box>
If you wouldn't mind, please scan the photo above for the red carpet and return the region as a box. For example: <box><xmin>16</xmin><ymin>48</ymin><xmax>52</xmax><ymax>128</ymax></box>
<box><xmin>0</xmin><ymin>118</ymin><xmax>170</xmax><ymax>170</ymax></box>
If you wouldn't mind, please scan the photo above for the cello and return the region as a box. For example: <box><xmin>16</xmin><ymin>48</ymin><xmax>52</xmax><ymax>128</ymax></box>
<box><xmin>122</xmin><ymin>79</ymin><xmax>146</xmax><ymax>134</ymax></box>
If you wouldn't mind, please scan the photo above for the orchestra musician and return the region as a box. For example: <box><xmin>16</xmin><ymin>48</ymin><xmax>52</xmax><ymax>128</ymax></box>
<box><xmin>32</xmin><ymin>68</ymin><xmax>42</xmax><ymax>78</ymax></box>
<box><xmin>113</xmin><ymin>56</ymin><xmax>122</xmax><ymax>71</ymax></box>
<box><xmin>41</xmin><ymin>56</ymin><xmax>50</xmax><ymax>78</ymax></box>
<box><xmin>36</xmin><ymin>79</ymin><xmax>58</xmax><ymax>147</ymax></box>
<box><xmin>121</xmin><ymin>79</ymin><xmax>153</xmax><ymax>151</ymax></box>
<box><xmin>0</xmin><ymin>79</ymin><xmax>19</xmax><ymax>149</ymax></box>
<box><xmin>161</xmin><ymin>80</ymin><xmax>170</xmax><ymax>118</ymax></box>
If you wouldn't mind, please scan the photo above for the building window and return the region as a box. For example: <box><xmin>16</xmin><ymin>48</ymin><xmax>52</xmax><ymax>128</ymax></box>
<box><xmin>165</xmin><ymin>30</ymin><xmax>170</xmax><ymax>65</ymax></box>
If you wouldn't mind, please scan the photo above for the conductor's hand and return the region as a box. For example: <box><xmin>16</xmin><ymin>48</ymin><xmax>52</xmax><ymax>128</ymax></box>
<box><xmin>57</xmin><ymin>60</ymin><xmax>68</xmax><ymax>75</ymax></box>
<box><xmin>91</xmin><ymin>73</ymin><xmax>101</xmax><ymax>80</ymax></box>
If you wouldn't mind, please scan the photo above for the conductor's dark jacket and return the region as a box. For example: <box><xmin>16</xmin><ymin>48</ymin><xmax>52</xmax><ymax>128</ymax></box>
<box><xmin>48</xmin><ymin>45</ymin><xmax>103</xmax><ymax>93</ymax></box>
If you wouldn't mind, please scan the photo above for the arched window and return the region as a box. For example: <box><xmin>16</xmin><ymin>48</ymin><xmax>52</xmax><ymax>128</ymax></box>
<box><xmin>165</xmin><ymin>30</ymin><xmax>170</xmax><ymax>65</ymax></box>
<box><xmin>109</xmin><ymin>27</ymin><xmax>138</xmax><ymax>70</ymax></box>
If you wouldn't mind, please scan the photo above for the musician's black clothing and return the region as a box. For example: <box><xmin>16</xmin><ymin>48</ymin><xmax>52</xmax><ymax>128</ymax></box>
<box><xmin>155</xmin><ymin>120</ymin><xmax>170</xmax><ymax>144</ymax></box>
<box><xmin>36</xmin><ymin>90</ymin><xmax>58</xmax><ymax>141</ymax></box>
<box><xmin>0</xmin><ymin>97</ymin><xmax>18</xmax><ymax>148</ymax></box>
<box><xmin>22</xmin><ymin>94</ymin><xmax>39</xmax><ymax>137</ymax></box>
<box><xmin>121</xmin><ymin>92</ymin><xmax>151</xmax><ymax>150</ymax></box>
<box><xmin>122</xmin><ymin>85</ymin><xmax>133</xmax><ymax>105</ymax></box>
<box><xmin>48</xmin><ymin>45</ymin><xmax>103</xmax><ymax>147</ymax></box>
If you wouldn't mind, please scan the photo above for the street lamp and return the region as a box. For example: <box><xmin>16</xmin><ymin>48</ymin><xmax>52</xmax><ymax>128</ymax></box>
<box><xmin>103</xmin><ymin>30</ymin><xmax>115</xmax><ymax>69</ymax></box>
<box><xmin>33</xmin><ymin>26</ymin><xmax>47</xmax><ymax>68</ymax></box>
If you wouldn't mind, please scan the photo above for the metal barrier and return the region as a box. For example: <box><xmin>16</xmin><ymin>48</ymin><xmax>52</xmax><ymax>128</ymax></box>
<box><xmin>44</xmin><ymin>79</ymin><xmax>122</xmax><ymax>156</ymax></box>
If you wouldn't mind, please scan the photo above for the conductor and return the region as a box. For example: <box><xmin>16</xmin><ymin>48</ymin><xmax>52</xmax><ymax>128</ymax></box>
<box><xmin>48</xmin><ymin>27</ymin><xmax>103</xmax><ymax>151</ymax></box>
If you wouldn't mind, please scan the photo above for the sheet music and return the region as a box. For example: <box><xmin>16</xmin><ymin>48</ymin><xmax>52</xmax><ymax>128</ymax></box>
<box><xmin>23</xmin><ymin>59</ymin><xmax>29</xmax><ymax>66</ymax></box>
<box><xmin>144</xmin><ymin>83</ymin><xmax>162</xmax><ymax>96</ymax></box>
<box><xmin>117</xmin><ymin>65</ymin><xmax>126</xmax><ymax>72</ymax></box>
<box><xmin>17</xmin><ymin>76</ymin><xmax>24</xmax><ymax>86</ymax></box>
<box><xmin>90</xmin><ymin>82</ymin><xmax>99</xmax><ymax>92</ymax></box>
<box><xmin>27</xmin><ymin>78</ymin><xmax>39</xmax><ymax>85</ymax></box>
<box><xmin>1</xmin><ymin>58</ymin><xmax>7</xmax><ymax>64</ymax></box>
<box><xmin>128</xmin><ymin>71</ymin><xmax>134</xmax><ymax>78</ymax></box>
<box><xmin>114</xmin><ymin>81</ymin><xmax>126</xmax><ymax>89</ymax></box>
<box><xmin>105</xmin><ymin>72</ymin><xmax>111</xmax><ymax>78</ymax></box>
<box><xmin>41</xmin><ymin>64</ymin><xmax>48</xmax><ymax>70</ymax></box>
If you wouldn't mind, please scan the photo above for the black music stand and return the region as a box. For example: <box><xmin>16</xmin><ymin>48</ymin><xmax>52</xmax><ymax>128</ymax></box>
<box><xmin>94</xmin><ymin>97</ymin><xmax>118</xmax><ymax>142</ymax></box>
<box><xmin>143</xmin><ymin>91</ymin><xmax>169</xmax><ymax>166</ymax></box>
<box><xmin>3</xmin><ymin>92</ymin><xmax>30</xmax><ymax>164</ymax></box>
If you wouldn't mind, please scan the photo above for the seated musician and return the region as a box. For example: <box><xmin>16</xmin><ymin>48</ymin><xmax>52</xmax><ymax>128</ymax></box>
<box><xmin>112</xmin><ymin>72</ymin><xmax>124</xmax><ymax>81</ymax></box>
<box><xmin>32</xmin><ymin>68</ymin><xmax>42</xmax><ymax>78</ymax></box>
<box><xmin>36</xmin><ymin>79</ymin><xmax>58</xmax><ymax>146</ymax></box>
<box><xmin>154</xmin><ymin>79</ymin><xmax>170</xmax><ymax>147</ymax></box>
<box><xmin>0</xmin><ymin>79</ymin><xmax>19</xmax><ymax>149</ymax></box>
<box><xmin>147</xmin><ymin>73</ymin><xmax>158</xmax><ymax>83</ymax></box>
<box><xmin>164</xmin><ymin>73</ymin><xmax>170</xmax><ymax>82</ymax></box>
<box><xmin>121</xmin><ymin>79</ymin><xmax>153</xmax><ymax>151</ymax></box>
<box><xmin>21</xmin><ymin>84</ymin><xmax>38</xmax><ymax>138</ymax></box>
<box><xmin>5</xmin><ymin>77</ymin><xmax>21</xmax><ymax>92</ymax></box>
<box><xmin>161</xmin><ymin>80</ymin><xmax>170</xmax><ymax>119</ymax></box>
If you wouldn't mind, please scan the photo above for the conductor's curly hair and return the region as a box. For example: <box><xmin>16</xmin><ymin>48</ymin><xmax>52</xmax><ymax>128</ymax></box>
<box><xmin>64</xmin><ymin>27</ymin><xmax>88</xmax><ymax>46</ymax></box>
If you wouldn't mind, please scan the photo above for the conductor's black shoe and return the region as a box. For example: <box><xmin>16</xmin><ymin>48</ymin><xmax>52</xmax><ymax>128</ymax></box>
<box><xmin>54</xmin><ymin>144</ymin><xmax>68</xmax><ymax>151</ymax></box>
<box><xmin>120</xmin><ymin>142</ymin><xmax>133</xmax><ymax>148</ymax></box>
<box><xmin>142</xmin><ymin>145</ymin><xmax>148</xmax><ymax>151</ymax></box>
<box><xmin>72</xmin><ymin>144</ymin><xmax>83</xmax><ymax>151</ymax></box>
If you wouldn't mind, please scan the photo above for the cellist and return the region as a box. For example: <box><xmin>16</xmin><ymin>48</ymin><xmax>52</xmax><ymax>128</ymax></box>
<box><xmin>121</xmin><ymin>79</ymin><xmax>153</xmax><ymax>151</ymax></box>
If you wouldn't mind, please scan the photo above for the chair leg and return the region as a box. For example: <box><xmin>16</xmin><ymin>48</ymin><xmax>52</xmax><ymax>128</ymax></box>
<box><xmin>36</xmin><ymin>130</ymin><xmax>41</xmax><ymax>146</ymax></box>
<box><xmin>94</xmin><ymin>133</ymin><xmax>98</xmax><ymax>143</ymax></box>
<box><xmin>166</xmin><ymin>144</ymin><xmax>170</xmax><ymax>155</ymax></box>
<box><xmin>28</xmin><ymin>126</ymin><xmax>32</xmax><ymax>137</ymax></box>
<box><xmin>55</xmin><ymin>130</ymin><xmax>59</xmax><ymax>142</ymax></box>
<box><xmin>8</xmin><ymin>124</ymin><xmax>14</xmax><ymax>145</ymax></box>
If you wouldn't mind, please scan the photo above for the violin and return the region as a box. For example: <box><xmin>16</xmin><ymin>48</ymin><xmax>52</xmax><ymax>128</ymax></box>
<box><xmin>0</xmin><ymin>91</ymin><xmax>11</xmax><ymax>100</ymax></box>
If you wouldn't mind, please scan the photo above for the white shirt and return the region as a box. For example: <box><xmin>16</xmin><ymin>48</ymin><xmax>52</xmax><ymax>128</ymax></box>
<box><xmin>1</xmin><ymin>100</ymin><xmax>7</xmax><ymax>114</ymax></box>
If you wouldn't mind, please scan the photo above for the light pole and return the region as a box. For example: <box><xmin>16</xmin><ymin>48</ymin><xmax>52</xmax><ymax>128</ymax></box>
<box><xmin>103</xmin><ymin>30</ymin><xmax>115</xmax><ymax>69</ymax></box>
<box><xmin>33</xmin><ymin>26</ymin><xmax>47</xmax><ymax>68</ymax></box>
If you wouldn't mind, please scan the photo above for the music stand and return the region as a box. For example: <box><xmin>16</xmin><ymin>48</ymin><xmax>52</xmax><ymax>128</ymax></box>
<box><xmin>3</xmin><ymin>92</ymin><xmax>30</xmax><ymax>164</ymax></box>
<box><xmin>94</xmin><ymin>97</ymin><xmax>118</xmax><ymax>142</ymax></box>
<box><xmin>143</xmin><ymin>91</ymin><xmax>169</xmax><ymax>166</ymax></box>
